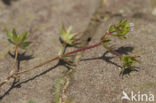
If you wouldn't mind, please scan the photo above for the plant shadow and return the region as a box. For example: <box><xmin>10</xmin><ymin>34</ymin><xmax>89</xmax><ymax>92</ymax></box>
<box><xmin>0</xmin><ymin>58</ymin><xmax>69</xmax><ymax>100</ymax></box>
<box><xmin>81</xmin><ymin>46</ymin><xmax>139</xmax><ymax>77</ymax></box>
<box><xmin>8</xmin><ymin>51</ymin><xmax>34</xmax><ymax>72</ymax></box>
<box><xmin>1</xmin><ymin>0</ymin><xmax>17</xmax><ymax>6</ymax></box>
<box><xmin>0</xmin><ymin>46</ymin><xmax>138</xmax><ymax>99</ymax></box>
<box><xmin>2</xmin><ymin>0</ymin><xmax>11</xmax><ymax>6</ymax></box>
<box><xmin>119</xmin><ymin>66</ymin><xmax>139</xmax><ymax>78</ymax></box>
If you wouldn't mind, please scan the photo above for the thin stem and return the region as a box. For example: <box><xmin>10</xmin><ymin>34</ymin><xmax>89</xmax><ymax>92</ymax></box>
<box><xmin>18</xmin><ymin>41</ymin><xmax>102</xmax><ymax>74</ymax></box>
<box><xmin>10</xmin><ymin>46</ymin><xmax>18</xmax><ymax>75</ymax></box>
<box><xmin>18</xmin><ymin>56</ymin><xmax>60</xmax><ymax>74</ymax></box>
<box><xmin>59</xmin><ymin>42</ymin><xmax>67</xmax><ymax>56</ymax></box>
<box><xmin>66</xmin><ymin>41</ymin><xmax>102</xmax><ymax>55</ymax></box>
<box><xmin>14</xmin><ymin>46</ymin><xmax>18</xmax><ymax>71</ymax></box>
<box><xmin>103</xmin><ymin>31</ymin><xmax>121</xmax><ymax>57</ymax></box>
<box><xmin>0</xmin><ymin>56</ymin><xmax>60</xmax><ymax>87</ymax></box>
<box><xmin>0</xmin><ymin>41</ymin><xmax>103</xmax><ymax>87</ymax></box>
<box><xmin>104</xmin><ymin>46</ymin><xmax>121</xmax><ymax>57</ymax></box>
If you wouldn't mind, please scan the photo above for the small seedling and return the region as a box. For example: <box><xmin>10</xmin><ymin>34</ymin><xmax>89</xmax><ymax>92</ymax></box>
<box><xmin>6</xmin><ymin>28</ymin><xmax>31</xmax><ymax>49</ymax></box>
<box><xmin>59</xmin><ymin>25</ymin><xmax>77</xmax><ymax>46</ymax></box>
<box><xmin>6</xmin><ymin>28</ymin><xmax>31</xmax><ymax>75</ymax></box>
<box><xmin>59</xmin><ymin>25</ymin><xmax>79</xmax><ymax>62</ymax></box>
<box><xmin>108</xmin><ymin>20</ymin><xmax>131</xmax><ymax>39</ymax></box>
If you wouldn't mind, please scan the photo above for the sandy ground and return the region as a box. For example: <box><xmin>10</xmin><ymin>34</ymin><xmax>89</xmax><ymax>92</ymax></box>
<box><xmin>0</xmin><ymin>0</ymin><xmax>156</xmax><ymax>103</ymax></box>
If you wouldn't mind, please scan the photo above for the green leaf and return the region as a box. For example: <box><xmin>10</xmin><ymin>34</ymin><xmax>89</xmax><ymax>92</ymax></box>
<box><xmin>6</xmin><ymin>30</ymin><xmax>15</xmax><ymax>44</ymax></box>
<box><xmin>8</xmin><ymin>39</ymin><xmax>15</xmax><ymax>44</ymax></box>
<box><xmin>12</xmin><ymin>28</ymin><xmax>17</xmax><ymax>36</ymax></box>
<box><xmin>60</xmin><ymin>25</ymin><xmax>77</xmax><ymax>45</ymax></box>
<box><xmin>101</xmin><ymin>35</ymin><xmax>111</xmax><ymax>47</ymax></box>
<box><xmin>60</xmin><ymin>24</ymin><xmax>66</xmax><ymax>36</ymax></box>
<box><xmin>11</xmin><ymin>28</ymin><xmax>18</xmax><ymax>43</ymax></box>
<box><xmin>12</xmin><ymin>36</ymin><xmax>18</xmax><ymax>45</ymax></box>
<box><xmin>6</xmin><ymin>28</ymin><xmax>31</xmax><ymax>50</ymax></box>
<box><xmin>66</xmin><ymin>26</ymin><xmax>72</xmax><ymax>34</ymax></box>
<box><xmin>6</xmin><ymin>29</ymin><xmax>18</xmax><ymax>45</ymax></box>
<box><xmin>120</xmin><ymin>55</ymin><xmax>139</xmax><ymax>71</ymax></box>
<box><xmin>108</xmin><ymin>25</ymin><xmax>115</xmax><ymax>33</ymax></box>
<box><xmin>110</xmin><ymin>19</ymin><xmax>131</xmax><ymax>39</ymax></box>
<box><xmin>18</xmin><ymin>32</ymin><xmax>28</xmax><ymax>42</ymax></box>
<box><xmin>6</xmin><ymin>29</ymin><xmax>13</xmax><ymax>40</ymax></box>
<box><xmin>19</xmin><ymin>41</ymin><xmax>31</xmax><ymax>49</ymax></box>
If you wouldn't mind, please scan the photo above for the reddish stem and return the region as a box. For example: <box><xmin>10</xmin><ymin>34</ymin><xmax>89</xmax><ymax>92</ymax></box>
<box><xmin>106</xmin><ymin>47</ymin><xmax>121</xmax><ymax>57</ymax></box>
<box><xmin>66</xmin><ymin>41</ymin><xmax>102</xmax><ymax>55</ymax></box>
<box><xmin>0</xmin><ymin>41</ymin><xmax>103</xmax><ymax>87</ymax></box>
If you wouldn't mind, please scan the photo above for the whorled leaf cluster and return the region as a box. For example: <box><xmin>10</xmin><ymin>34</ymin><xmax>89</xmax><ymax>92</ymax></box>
<box><xmin>6</xmin><ymin>28</ymin><xmax>31</xmax><ymax>49</ymax></box>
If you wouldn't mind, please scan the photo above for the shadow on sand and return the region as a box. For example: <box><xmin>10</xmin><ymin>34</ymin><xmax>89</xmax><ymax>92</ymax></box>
<box><xmin>81</xmin><ymin>46</ymin><xmax>139</xmax><ymax>77</ymax></box>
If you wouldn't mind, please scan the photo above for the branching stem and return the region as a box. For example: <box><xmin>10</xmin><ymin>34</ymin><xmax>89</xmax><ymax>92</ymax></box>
<box><xmin>0</xmin><ymin>32</ymin><xmax>124</xmax><ymax>87</ymax></box>
<box><xmin>0</xmin><ymin>41</ymin><xmax>103</xmax><ymax>87</ymax></box>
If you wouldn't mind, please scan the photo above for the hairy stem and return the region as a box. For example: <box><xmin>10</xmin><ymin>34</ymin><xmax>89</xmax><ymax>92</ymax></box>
<box><xmin>0</xmin><ymin>41</ymin><xmax>103</xmax><ymax>87</ymax></box>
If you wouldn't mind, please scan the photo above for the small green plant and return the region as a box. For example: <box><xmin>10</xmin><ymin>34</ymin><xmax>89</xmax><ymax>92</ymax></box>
<box><xmin>108</xmin><ymin>20</ymin><xmax>131</xmax><ymax>39</ymax></box>
<box><xmin>60</xmin><ymin>25</ymin><xmax>77</xmax><ymax>46</ymax></box>
<box><xmin>0</xmin><ymin>19</ymin><xmax>141</xmax><ymax>103</ymax></box>
<box><xmin>6</xmin><ymin>28</ymin><xmax>31</xmax><ymax>76</ymax></box>
<box><xmin>0</xmin><ymin>19</ymin><xmax>140</xmax><ymax>88</ymax></box>
<box><xmin>101</xmin><ymin>20</ymin><xmax>139</xmax><ymax>72</ymax></box>
<box><xmin>6</xmin><ymin>28</ymin><xmax>31</xmax><ymax>49</ymax></box>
